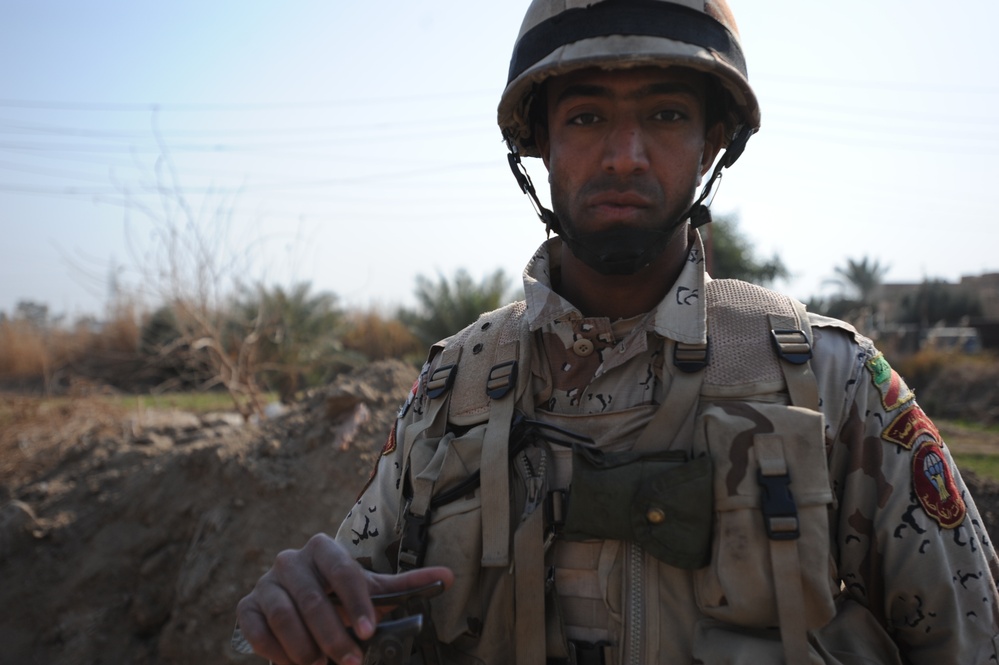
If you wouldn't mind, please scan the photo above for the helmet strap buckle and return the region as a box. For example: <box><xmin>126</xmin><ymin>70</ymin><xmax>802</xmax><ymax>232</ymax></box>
<box><xmin>506</xmin><ymin>143</ymin><xmax>560</xmax><ymax>236</ymax></box>
<box><xmin>681</xmin><ymin>124</ymin><xmax>752</xmax><ymax>228</ymax></box>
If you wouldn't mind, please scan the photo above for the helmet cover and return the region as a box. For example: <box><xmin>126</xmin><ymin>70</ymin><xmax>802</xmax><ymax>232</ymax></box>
<box><xmin>498</xmin><ymin>0</ymin><xmax>760</xmax><ymax>157</ymax></box>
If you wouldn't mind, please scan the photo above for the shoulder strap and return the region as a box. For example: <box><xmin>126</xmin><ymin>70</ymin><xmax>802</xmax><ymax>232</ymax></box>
<box><xmin>418</xmin><ymin>302</ymin><xmax>548</xmax><ymax>663</ymax></box>
<box><xmin>403</xmin><ymin>302</ymin><xmax>534</xmax><ymax>564</ymax></box>
<box><xmin>704</xmin><ymin>279</ymin><xmax>822</xmax><ymax>664</ymax></box>
<box><xmin>704</xmin><ymin>279</ymin><xmax>819</xmax><ymax>409</ymax></box>
<box><xmin>446</xmin><ymin>301</ymin><xmax>530</xmax><ymax>426</ymax></box>
<box><xmin>397</xmin><ymin>302</ymin><xmax>531</xmax><ymax>572</ymax></box>
<box><xmin>632</xmin><ymin>338</ymin><xmax>708</xmax><ymax>452</ymax></box>
<box><xmin>769</xmin><ymin>298</ymin><xmax>819</xmax><ymax>411</ymax></box>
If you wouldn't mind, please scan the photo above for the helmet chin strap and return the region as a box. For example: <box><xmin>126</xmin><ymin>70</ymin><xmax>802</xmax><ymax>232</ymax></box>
<box><xmin>505</xmin><ymin>126</ymin><xmax>751</xmax><ymax>275</ymax></box>
<box><xmin>506</xmin><ymin>149</ymin><xmax>562</xmax><ymax>236</ymax></box>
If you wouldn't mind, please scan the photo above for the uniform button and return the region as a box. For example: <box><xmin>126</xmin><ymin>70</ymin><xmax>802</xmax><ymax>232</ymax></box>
<box><xmin>646</xmin><ymin>507</ymin><xmax>666</xmax><ymax>525</ymax></box>
<box><xmin>572</xmin><ymin>338</ymin><xmax>594</xmax><ymax>357</ymax></box>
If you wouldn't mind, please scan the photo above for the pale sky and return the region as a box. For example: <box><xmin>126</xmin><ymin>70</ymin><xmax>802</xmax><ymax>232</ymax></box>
<box><xmin>2</xmin><ymin>1</ymin><xmax>998</xmax><ymax>319</ymax></box>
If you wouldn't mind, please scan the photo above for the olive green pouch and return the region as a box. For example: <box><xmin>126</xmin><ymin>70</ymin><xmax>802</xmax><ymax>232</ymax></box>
<box><xmin>561</xmin><ymin>447</ymin><xmax>714</xmax><ymax>569</ymax></box>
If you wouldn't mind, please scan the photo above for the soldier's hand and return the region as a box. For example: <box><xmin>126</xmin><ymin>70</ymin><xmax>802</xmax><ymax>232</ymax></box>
<box><xmin>235</xmin><ymin>533</ymin><xmax>454</xmax><ymax>665</ymax></box>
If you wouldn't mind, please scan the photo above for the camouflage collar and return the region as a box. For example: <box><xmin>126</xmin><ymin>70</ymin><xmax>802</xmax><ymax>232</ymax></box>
<box><xmin>523</xmin><ymin>230</ymin><xmax>707</xmax><ymax>345</ymax></box>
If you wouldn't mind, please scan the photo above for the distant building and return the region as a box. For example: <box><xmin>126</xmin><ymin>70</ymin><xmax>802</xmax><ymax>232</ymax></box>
<box><xmin>924</xmin><ymin>327</ymin><xmax>981</xmax><ymax>353</ymax></box>
<box><xmin>960</xmin><ymin>273</ymin><xmax>999</xmax><ymax>320</ymax></box>
<box><xmin>874</xmin><ymin>272</ymin><xmax>999</xmax><ymax>352</ymax></box>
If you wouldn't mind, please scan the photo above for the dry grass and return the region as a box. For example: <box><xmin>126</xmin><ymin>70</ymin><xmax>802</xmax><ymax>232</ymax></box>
<box><xmin>0</xmin><ymin>300</ymin><xmax>422</xmax><ymax>397</ymax></box>
<box><xmin>896</xmin><ymin>347</ymin><xmax>998</xmax><ymax>389</ymax></box>
<box><xmin>895</xmin><ymin>349</ymin><xmax>999</xmax><ymax>426</ymax></box>
<box><xmin>0</xmin><ymin>394</ymin><xmax>126</xmax><ymax>486</ymax></box>
<box><xmin>340</xmin><ymin>308</ymin><xmax>421</xmax><ymax>362</ymax></box>
<box><xmin>0</xmin><ymin>305</ymin><xmax>143</xmax><ymax>391</ymax></box>
<box><xmin>0</xmin><ymin>320</ymin><xmax>51</xmax><ymax>380</ymax></box>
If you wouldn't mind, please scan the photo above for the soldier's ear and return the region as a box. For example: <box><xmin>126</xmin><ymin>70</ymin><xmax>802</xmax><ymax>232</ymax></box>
<box><xmin>531</xmin><ymin>82</ymin><xmax>552</xmax><ymax>170</ymax></box>
<box><xmin>700</xmin><ymin>122</ymin><xmax>726</xmax><ymax>177</ymax></box>
<box><xmin>536</xmin><ymin>124</ymin><xmax>551</xmax><ymax>171</ymax></box>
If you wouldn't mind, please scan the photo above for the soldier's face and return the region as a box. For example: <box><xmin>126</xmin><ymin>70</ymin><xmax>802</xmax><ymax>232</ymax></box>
<box><xmin>537</xmin><ymin>66</ymin><xmax>723</xmax><ymax>244</ymax></box>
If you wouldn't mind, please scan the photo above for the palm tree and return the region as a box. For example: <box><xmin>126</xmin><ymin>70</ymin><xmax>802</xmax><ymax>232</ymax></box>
<box><xmin>232</xmin><ymin>281</ymin><xmax>345</xmax><ymax>401</ymax></box>
<box><xmin>401</xmin><ymin>269</ymin><xmax>514</xmax><ymax>347</ymax></box>
<box><xmin>829</xmin><ymin>257</ymin><xmax>890</xmax><ymax>306</ymax></box>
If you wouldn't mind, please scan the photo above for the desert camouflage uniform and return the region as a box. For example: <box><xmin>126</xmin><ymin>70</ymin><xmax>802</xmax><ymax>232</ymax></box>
<box><xmin>337</xmin><ymin>231</ymin><xmax>999</xmax><ymax>663</ymax></box>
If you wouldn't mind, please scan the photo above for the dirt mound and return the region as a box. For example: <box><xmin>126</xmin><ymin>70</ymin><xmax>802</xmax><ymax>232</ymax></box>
<box><xmin>1</xmin><ymin>358</ymin><xmax>998</xmax><ymax>664</ymax></box>
<box><xmin>0</xmin><ymin>359</ymin><xmax>415</xmax><ymax>665</ymax></box>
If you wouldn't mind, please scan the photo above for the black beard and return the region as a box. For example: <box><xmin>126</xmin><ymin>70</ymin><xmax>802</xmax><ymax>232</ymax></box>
<box><xmin>559</xmin><ymin>224</ymin><xmax>680</xmax><ymax>275</ymax></box>
<box><xmin>550</xmin><ymin>173</ymin><xmax>693</xmax><ymax>275</ymax></box>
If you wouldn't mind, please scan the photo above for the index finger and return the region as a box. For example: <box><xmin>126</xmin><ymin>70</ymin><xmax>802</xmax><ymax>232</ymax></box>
<box><xmin>326</xmin><ymin>565</ymin><xmax>455</xmax><ymax>645</ymax></box>
<box><xmin>330</xmin><ymin>580</ymin><xmax>445</xmax><ymax>607</ymax></box>
<box><xmin>296</xmin><ymin>535</ymin><xmax>378</xmax><ymax>652</ymax></box>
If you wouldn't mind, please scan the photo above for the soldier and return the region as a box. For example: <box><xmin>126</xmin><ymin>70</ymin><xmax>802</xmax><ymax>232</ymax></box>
<box><xmin>236</xmin><ymin>1</ymin><xmax>999</xmax><ymax>663</ymax></box>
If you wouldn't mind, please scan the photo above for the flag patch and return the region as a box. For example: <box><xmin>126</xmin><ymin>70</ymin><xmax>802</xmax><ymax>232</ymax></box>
<box><xmin>866</xmin><ymin>354</ymin><xmax>914</xmax><ymax>411</ymax></box>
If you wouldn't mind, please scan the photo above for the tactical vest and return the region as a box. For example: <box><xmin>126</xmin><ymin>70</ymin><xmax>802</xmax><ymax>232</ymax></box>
<box><xmin>396</xmin><ymin>279</ymin><xmax>900</xmax><ymax>665</ymax></box>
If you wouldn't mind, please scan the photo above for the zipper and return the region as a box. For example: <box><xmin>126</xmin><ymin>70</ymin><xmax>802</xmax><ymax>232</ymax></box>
<box><xmin>624</xmin><ymin>542</ymin><xmax>643</xmax><ymax>665</ymax></box>
<box><xmin>518</xmin><ymin>447</ymin><xmax>547</xmax><ymax>515</ymax></box>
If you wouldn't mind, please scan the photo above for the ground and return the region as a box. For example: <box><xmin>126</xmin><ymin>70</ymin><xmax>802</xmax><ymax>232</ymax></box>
<box><xmin>0</xmin><ymin>360</ymin><xmax>414</xmax><ymax>665</ymax></box>
<box><xmin>1</xmin><ymin>359</ymin><xmax>998</xmax><ymax>664</ymax></box>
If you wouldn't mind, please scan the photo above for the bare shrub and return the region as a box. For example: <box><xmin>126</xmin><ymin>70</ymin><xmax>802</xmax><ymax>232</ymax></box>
<box><xmin>113</xmin><ymin>148</ymin><xmax>271</xmax><ymax>418</ymax></box>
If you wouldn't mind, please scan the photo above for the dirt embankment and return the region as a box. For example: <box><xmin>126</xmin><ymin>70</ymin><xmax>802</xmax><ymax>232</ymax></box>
<box><xmin>0</xmin><ymin>360</ymin><xmax>414</xmax><ymax>665</ymax></box>
<box><xmin>1</xmin><ymin>359</ymin><xmax>998</xmax><ymax>664</ymax></box>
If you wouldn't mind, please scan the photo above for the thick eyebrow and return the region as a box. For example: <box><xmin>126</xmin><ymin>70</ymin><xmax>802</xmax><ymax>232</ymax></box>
<box><xmin>553</xmin><ymin>81</ymin><xmax>701</xmax><ymax>107</ymax></box>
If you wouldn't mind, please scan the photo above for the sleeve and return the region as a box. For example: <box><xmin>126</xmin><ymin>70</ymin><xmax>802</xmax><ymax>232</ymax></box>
<box><xmin>819</xmin><ymin>326</ymin><xmax>999</xmax><ymax>663</ymax></box>
<box><xmin>333</xmin><ymin>360</ymin><xmax>431</xmax><ymax>573</ymax></box>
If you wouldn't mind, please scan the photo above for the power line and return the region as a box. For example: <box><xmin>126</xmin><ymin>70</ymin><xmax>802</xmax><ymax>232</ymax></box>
<box><xmin>761</xmin><ymin>125</ymin><xmax>999</xmax><ymax>155</ymax></box>
<box><xmin>765</xmin><ymin>98</ymin><xmax>999</xmax><ymax>129</ymax></box>
<box><xmin>0</xmin><ymin>88</ymin><xmax>498</xmax><ymax>112</ymax></box>
<box><xmin>0</xmin><ymin>160</ymin><xmax>500</xmax><ymax>196</ymax></box>
<box><xmin>0</xmin><ymin>114</ymin><xmax>490</xmax><ymax>139</ymax></box>
<box><xmin>754</xmin><ymin>73</ymin><xmax>999</xmax><ymax>97</ymax></box>
<box><xmin>0</xmin><ymin>122</ymin><xmax>492</xmax><ymax>154</ymax></box>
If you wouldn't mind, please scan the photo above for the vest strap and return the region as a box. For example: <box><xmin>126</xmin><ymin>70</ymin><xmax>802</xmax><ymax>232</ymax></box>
<box><xmin>480</xmin><ymin>337</ymin><xmax>521</xmax><ymax>568</ymax></box>
<box><xmin>673</xmin><ymin>339</ymin><xmax>710</xmax><ymax>373</ymax></box>
<box><xmin>755</xmin><ymin>433</ymin><xmax>811</xmax><ymax>665</ymax></box>
<box><xmin>633</xmin><ymin>338</ymin><xmax>707</xmax><ymax>453</ymax></box>
<box><xmin>487</xmin><ymin>359</ymin><xmax>518</xmax><ymax>399</ymax></box>
<box><xmin>397</xmin><ymin>344</ymin><xmax>462</xmax><ymax>568</ymax></box>
<box><xmin>515</xmin><ymin>502</ymin><xmax>547</xmax><ymax>665</ymax></box>
<box><xmin>425</xmin><ymin>363</ymin><xmax>457</xmax><ymax>399</ymax></box>
<box><xmin>769</xmin><ymin>304</ymin><xmax>820</xmax><ymax>411</ymax></box>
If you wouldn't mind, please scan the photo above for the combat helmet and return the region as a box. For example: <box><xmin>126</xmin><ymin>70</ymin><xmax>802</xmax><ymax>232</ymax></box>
<box><xmin>500</xmin><ymin>0</ymin><xmax>760</xmax><ymax>266</ymax></box>
<box><xmin>499</xmin><ymin>0</ymin><xmax>759</xmax><ymax>158</ymax></box>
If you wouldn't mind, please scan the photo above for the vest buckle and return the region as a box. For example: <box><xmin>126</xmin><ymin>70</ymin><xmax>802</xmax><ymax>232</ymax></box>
<box><xmin>770</xmin><ymin>328</ymin><xmax>812</xmax><ymax>365</ymax></box>
<box><xmin>757</xmin><ymin>468</ymin><xmax>800</xmax><ymax>540</ymax></box>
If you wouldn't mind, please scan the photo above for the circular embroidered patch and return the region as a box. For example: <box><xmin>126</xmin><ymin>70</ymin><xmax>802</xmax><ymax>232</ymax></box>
<box><xmin>912</xmin><ymin>442</ymin><xmax>966</xmax><ymax>529</ymax></box>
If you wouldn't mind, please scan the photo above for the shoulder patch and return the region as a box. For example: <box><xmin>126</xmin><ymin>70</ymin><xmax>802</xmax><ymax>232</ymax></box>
<box><xmin>355</xmin><ymin>422</ymin><xmax>397</xmax><ymax>502</ymax></box>
<box><xmin>912</xmin><ymin>442</ymin><xmax>966</xmax><ymax>529</ymax></box>
<box><xmin>397</xmin><ymin>377</ymin><xmax>420</xmax><ymax>419</ymax></box>
<box><xmin>882</xmin><ymin>404</ymin><xmax>940</xmax><ymax>450</ymax></box>
<box><xmin>865</xmin><ymin>353</ymin><xmax>915</xmax><ymax>411</ymax></box>
<box><xmin>380</xmin><ymin>421</ymin><xmax>397</xmax><ymax>457</ymax></box>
